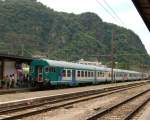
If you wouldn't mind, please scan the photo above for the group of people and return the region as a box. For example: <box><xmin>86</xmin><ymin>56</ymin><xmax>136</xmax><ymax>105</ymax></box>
<box><xmin>1</xmin><ymin>74</ymin><xmax>17</xmax><ymax>88</ymax></box>
<box><xmin>1</xmin><ymin>73</ymin><xmax>30</xmax><ymax>89</ymax></box>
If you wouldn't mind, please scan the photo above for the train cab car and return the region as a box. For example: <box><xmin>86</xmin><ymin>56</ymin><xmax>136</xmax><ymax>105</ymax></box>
<box><xmin>30</xmin><ymin>59</ymin><xmax>63</xmax><ymax>86</ymax></box>
<box><xmin>30</xmin><ymin>59</ymin><xmax>97</xmax><ymax>86</ymax></box>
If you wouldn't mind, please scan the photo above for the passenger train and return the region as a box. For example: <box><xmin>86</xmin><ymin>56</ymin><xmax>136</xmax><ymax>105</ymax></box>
<box><xmin>29</xmin><ymin>59</ymin><xmax>148</xmax><ymax>86</ymax></box>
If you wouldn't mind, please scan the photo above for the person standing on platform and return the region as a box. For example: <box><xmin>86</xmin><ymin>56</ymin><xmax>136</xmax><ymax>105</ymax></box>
<box><xmin>12</xmin><ymin>74</ymin><xmax>17</xmax><ymax>88</ymax></box>
<box><xmin>12</xmin><ymin>74</ymin><xmax>15</xmax><ymax>88</ymax></box>
<box><xmin>14</xmin><ymin>74</ymin><xmax>17</xmax><ymax>88</ymax></box>
<box><xmin>9</xmin><ymin>75</ymin><xmax>12</xmax><ymax>88</ymax></box>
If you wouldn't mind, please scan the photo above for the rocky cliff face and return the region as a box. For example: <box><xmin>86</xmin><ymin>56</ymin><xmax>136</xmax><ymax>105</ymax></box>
<box><xmin>0</xmin><ymin>0</ymin><xmax>149</xmax><ymax>69</ymax></box>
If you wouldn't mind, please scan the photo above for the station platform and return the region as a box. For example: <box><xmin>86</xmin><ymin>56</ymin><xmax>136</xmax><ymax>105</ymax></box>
<box><xmin>0</xmin><ymin>87</ymin><xmax>35</xmax><ymax>95</ymax></box>
<box><xmin>0</xmin><ymin>80</ymin><xmax>149</xmax><ymax>104</ymax></box>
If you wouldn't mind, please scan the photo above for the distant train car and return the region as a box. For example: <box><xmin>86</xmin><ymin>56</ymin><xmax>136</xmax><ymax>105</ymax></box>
<box><xmin>29</xmin><ymin>59</ymin><xmax>148</xmax><ymax>86</ymax></box>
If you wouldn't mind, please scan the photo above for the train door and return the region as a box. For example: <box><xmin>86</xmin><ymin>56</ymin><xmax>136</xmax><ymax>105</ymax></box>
<box><xmin>72</xmin><ymin>69</ymin><xmax>76</xmax><ymax>82</ymax></box>
<box><xmin>94</xmin><ymin>70</ymin><xmax>97</xmax><ymax>83</ymax></box>
<box><xmin>37</xmin><ymin>66</ymin><xmax>43</xmax><ymax>82</ymax></box>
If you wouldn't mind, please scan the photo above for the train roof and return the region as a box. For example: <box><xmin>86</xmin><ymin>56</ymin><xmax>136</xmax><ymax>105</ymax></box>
<box><xmin>31</xmin><ymin>59</ymin><xmax>141</xmax><ymax>74</ymax></box>
<box><xmin>114</xmin><ymin>69</ymin><xmax>140</xmax><ymax>74</ymax></box>
<box><xmin>32</xmin><ymin>59</ymin><xmax>110</xmax><ymax>71</ymax></box>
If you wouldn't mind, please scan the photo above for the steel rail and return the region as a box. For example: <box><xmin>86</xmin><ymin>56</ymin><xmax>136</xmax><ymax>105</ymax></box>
<box><xmin>124</xmin><ymin>97</ymin><xmax>150</xmax><ymax>120</ymax></box>
<box><xmin>0</xmin><ymin>81</ymin><xmax>147</xmax><ymax>114</ymax></box>
<box><xmin>0</xmin><ymin>82</ymin><xmax>149</xmax><ymax>120</ymax></box>
<box><xmin>86</xmin><ymin>89</ymin><xmax>150</xmax><ymax>120</ymax></box>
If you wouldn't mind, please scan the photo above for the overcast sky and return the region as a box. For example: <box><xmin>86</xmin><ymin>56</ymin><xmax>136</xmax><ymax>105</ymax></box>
<box><xmin>37</xmin><ymin>0</ymin><xmax>150</xmax><ymax>54</ymax></box>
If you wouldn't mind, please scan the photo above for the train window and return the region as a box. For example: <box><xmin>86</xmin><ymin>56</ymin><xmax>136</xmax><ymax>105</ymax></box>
<box><xmin>81</xmin><ymin>71</ymin><xmax>84</xmax><ymax>77</ymax></box>
<box><xmin>88</xmin><ymin>71</ymin><xmax>91</xmax><ymax>77</ymax></box>
<box><xmin>122</xmin><ymin>73</ymin><xmax>124</xmax><ymax>77</ymax></box>
<box><xmin>85</xmin><ymin>71</ymin><xmax>87</xmax><ymax>77</ymax></box>
<box><xmin>103</xmin><ymin>72</ymin><xmax>105</xmax><ymax>77</ymax></box>
<box><xmin>77</xmin><ymin>71</ymin><xmax>80</xmax><ymax>77</ymax></box>
<box><xmin>104</xmin><ymin>72</ymin><xmax>107</xmax><ymax>77</ymax></box>
<box><xmin>100</xmin><ymin>72</ymin><xmax>103</xmax><ymax>77</ymax></box>
<box><xmin>120</xmin><ymin>73</ymin><xmax>122</xmax><ymax>77</ymax></box>
<box><xmin>67</xmin><ymin>70</ymin><xmax>71</xmax><ymax>77</ymax></box>
<box><xmin>38</xmin><ymin>67</ymin><xmax>42</xmax><ymax>73</ymax></box>
<box><xmin>62</xmin><ymin>70</ymin><xmax>66</xmax><ymax>77</ymax></box>
<box><xmin>91</xmin><ymin>72</ymin><xmax>94</xmax><ymax>77</ymax></box>
<box><xmin>45</xmin><ymin>67</ymin><xmax>49</xmax><ymax>73</ymax></box>
<box><xmin>97</xmin><ymin>72</ymin><xmax>99</xmax><ymax>77</ymax></box>
<box><xmin>99</xmin><ymin>72</ymin><xmax>101</xmax><ymax>77</ymax></box>
<box><xmin>49</xmin><ymin>67</ymin><xmax>56</xmax><ymax>72</ymax></box>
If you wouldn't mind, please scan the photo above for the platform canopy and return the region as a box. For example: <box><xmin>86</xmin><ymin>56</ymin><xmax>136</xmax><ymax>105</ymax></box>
<box><xmin>0</xmin><ymin>54</ymin><xmax>34</xmax><ymax>63</ymax></box>
<box><xmin>132</xmin><ymin>0</ymin><xmax>150</xmax><ymax>31</ymax></box>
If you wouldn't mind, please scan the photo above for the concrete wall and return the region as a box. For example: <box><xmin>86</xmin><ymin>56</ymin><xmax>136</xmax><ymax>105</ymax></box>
<box><xmin>3</xmin><ymin>61</ymin><xmax>16</xmax><ymax>77</ymax></box>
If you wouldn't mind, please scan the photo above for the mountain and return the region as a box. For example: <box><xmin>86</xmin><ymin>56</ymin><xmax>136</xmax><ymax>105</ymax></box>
<box><xmin>0</xmin><ymin>0</ymin><xmax>150</xmax><ymax>70</ymax></box>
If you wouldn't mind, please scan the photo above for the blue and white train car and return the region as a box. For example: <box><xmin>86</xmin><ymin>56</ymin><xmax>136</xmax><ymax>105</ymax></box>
<box><xmin>30</xmin><ymin>59</ymin><xmax>147</xmax><ymax>86</ymax></box>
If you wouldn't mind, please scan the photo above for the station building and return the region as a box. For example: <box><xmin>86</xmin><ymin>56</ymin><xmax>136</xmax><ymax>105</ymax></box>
<box><xmin>77</xmin><ymin>59</ymin><xmax>106</xmax><ymax>67</ymax></box>
<box><xmin>0</xmin><ymin>54</ymin><xmax>33</xmax><ymax>87</ymax></box>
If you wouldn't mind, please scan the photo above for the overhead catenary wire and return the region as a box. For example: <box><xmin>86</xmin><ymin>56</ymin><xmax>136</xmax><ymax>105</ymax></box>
<box><xmin>95</xmin><ymin>0</ymin><xmax>119</xmax><ymax>23</ymax></box>
<box><xmin>102</xmin><ymin>0</ymin><xmax>125</xmax><ymax>26</ymax></box>
<box><xmin>95</xmin><ymin>0</ymin><xmax>125</xmax><ymax>26</ymax></box>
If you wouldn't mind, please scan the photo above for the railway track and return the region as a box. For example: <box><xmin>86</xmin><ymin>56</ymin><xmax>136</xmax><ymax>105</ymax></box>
<box><xmin>0</xmin><ymin>81</ymin><xmax>149</xmax><ymax>120</ymax></box>
<box><xmin>86</xmin><ymin>86</ymin><xmax>150</xmax><ymax>120</ymax></box>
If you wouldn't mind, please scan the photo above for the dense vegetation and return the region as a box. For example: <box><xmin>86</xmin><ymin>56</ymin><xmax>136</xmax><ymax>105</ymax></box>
<box><xmin>0</xmin><ymin>0</ymin><xmax>150</xmax><ymax>71</ymax></box>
